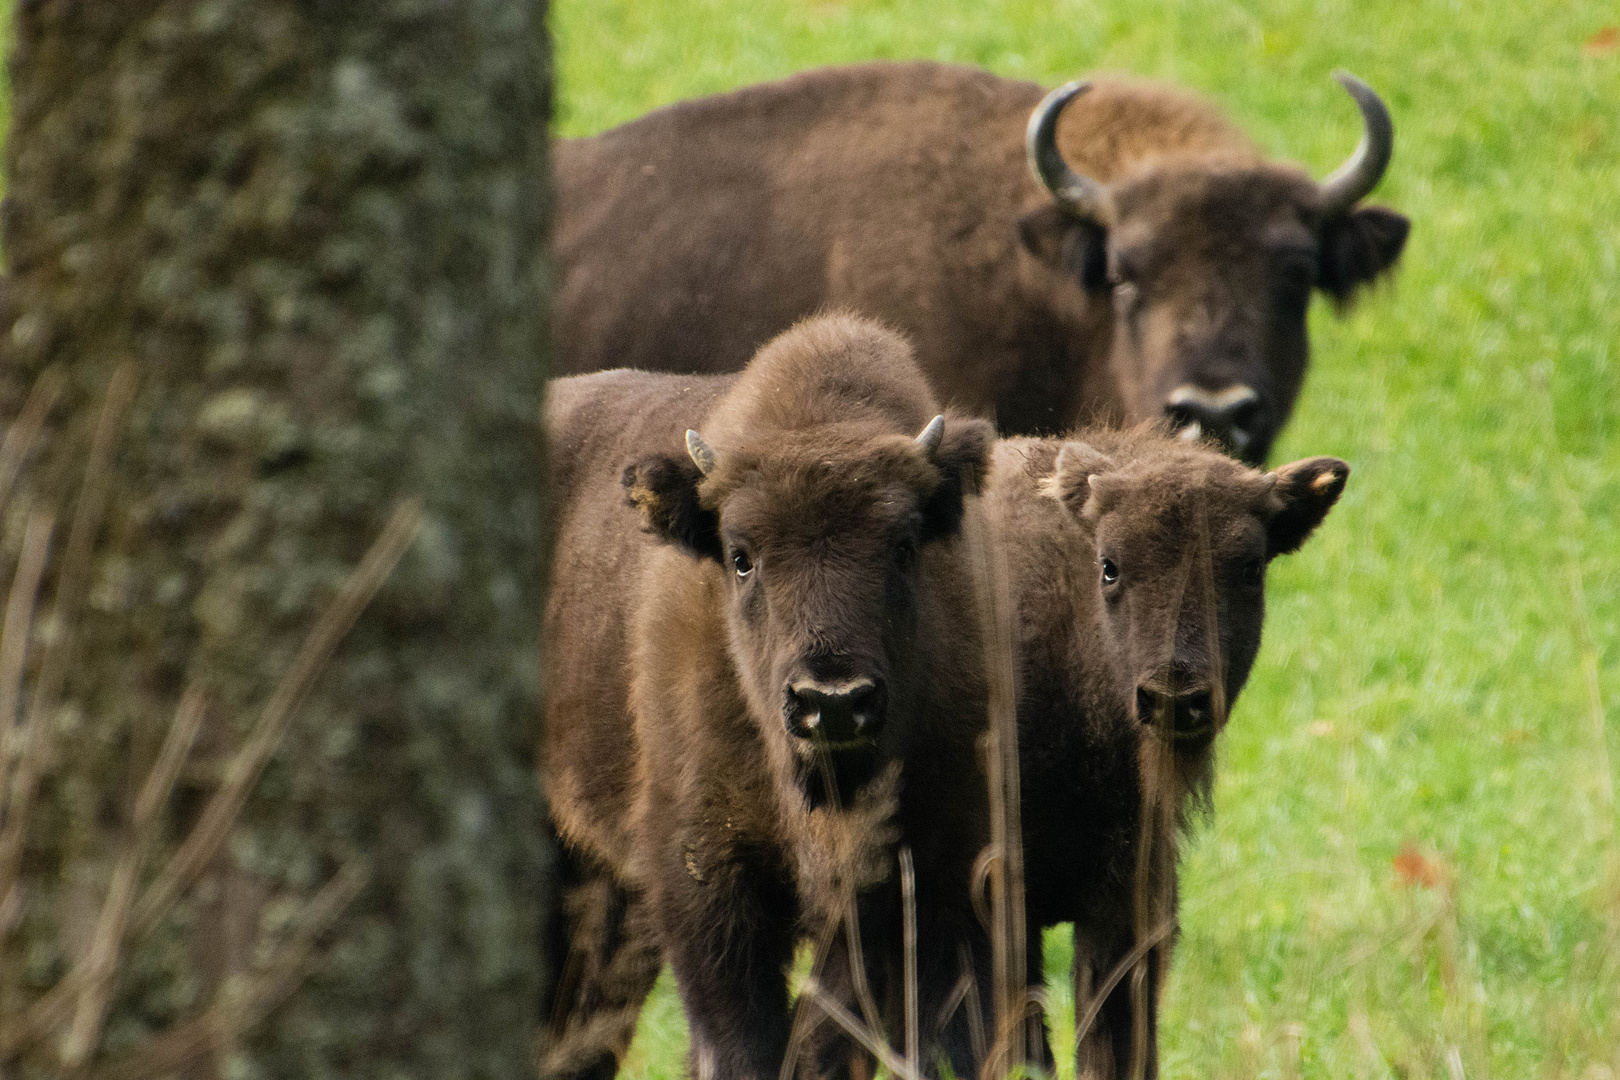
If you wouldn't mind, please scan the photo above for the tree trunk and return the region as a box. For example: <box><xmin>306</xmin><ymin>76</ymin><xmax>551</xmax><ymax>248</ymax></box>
<box><xmin>0</xmin><ymin>2</ymin><xmax>554</xmax><ymax>1077</ymax></box>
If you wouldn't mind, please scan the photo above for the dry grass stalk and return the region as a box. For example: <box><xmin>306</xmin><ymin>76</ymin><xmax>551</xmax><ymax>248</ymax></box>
<box><xmin>0</xmin><ymin>510</ymin><xmax>54</xmax><ymax>942</ymax></box>
<box><xmin>0</xmin><ymin>363</ymin><xmax>138</xmax><ymax>924</ymax></box>
<box><xmin>1072</xmin><ymin>917</ymin><xmax>1177</xmax><ymax>1056</ymax></box>
<box><xmin>961</xmin><ymin>496</ymin><xmax>1031</xmax><ymax>1077</ymax></box>
<box><xmin>1</xmin><ymin>690</ymin><xmax>208</xmax><ymax>1056</ymax></box>
<box><xmin>1115</xmin><ymin>468</ymin><xmax>1223</xmax><ymax>1079</ymax></box>
<box><xmin>84</xmin><ymin>860</ymin><xmax>368</xmax><ymax>1080</ymax></box>
<box><xmin>800</xmin><ymin>977</ymin><xmax>926</xmax><ymax>1080</ymax></box>
<box><xmin>778</xmin><ymin>911</ymin><xmax>845</xmax><ymax>1080</ymax></box>
<box><xmin>0</xmin><ymin>365</ymin><xmax>66</xmax><ymax>517</ymax></box>
<box><xmin>58</xmin><ymin>685</ymin><xmax>208</xmax><ymax>1066</ymax></box>
<box><xmin>900</xmin><ymin>845</ymin><xmax>919</xmax><ymax>1078</ymax></box>
<box><xmin>809</xmin><ymin>747</ymin><xmax>887</xmax><ymax>1038</ymax></box>
<box><xmin>129</xmin><ymin>498</ymin><xmax>422</xmax><ymax>939</ymax></box>
<box><xmin>3</xmin><ymin>499</ymin><xmax>417</xmax><ymax>1064</ymax></box>
<box><xmin>0</xmin><ymin>513</ymin><xmax>55</xmax><ymax>811</ymax></box>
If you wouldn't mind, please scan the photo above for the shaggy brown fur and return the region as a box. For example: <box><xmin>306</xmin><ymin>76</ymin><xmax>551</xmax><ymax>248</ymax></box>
<box><xmin>554</xmin><ymin>61</ymin><xmax>1407</xmax><ymax>462</ymax></box>
<box><xmin>986</xmin><ymin>429</ymin><xmax>1348</xmax><ymax>1078</ymax></box>
<box><xmin>540</xmin><ymin>315</ymin><xmax>998</xmax><ymax>1080</ymax></box>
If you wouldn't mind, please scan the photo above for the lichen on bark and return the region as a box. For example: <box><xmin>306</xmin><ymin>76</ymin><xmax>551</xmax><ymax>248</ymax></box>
<box><xmin>0</xmin><ymin>1</ymin><xmax>554</xmax><ymax>1077</ymax></box>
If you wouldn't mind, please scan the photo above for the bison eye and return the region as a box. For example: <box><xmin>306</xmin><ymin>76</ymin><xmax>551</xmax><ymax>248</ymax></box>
<box><xmin>1100</xmin><ymin>557</ymin><xmax>1119</xmax><ymax>585</ymax></box>
<box><xmin>732</xmin><ymin>550</ymin><xmax>754</xmax><ymax>578</ymax></box>
<box><xmin>894</xmin><ymin>538</ymin><xmax>917</xmax><ymax>567</ymax></box>
<box><xmin>1242</xmin><ymin>559</ymin><xmax>1264</xmax><ymax>586</ymax></box>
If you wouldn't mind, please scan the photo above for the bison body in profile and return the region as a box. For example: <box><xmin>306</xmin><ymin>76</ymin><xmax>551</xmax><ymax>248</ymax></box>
<box><xmin>541</xmin><ymin>315</ymin><xmax>997</xmax><ymax>1080</ymax></box>
<box><xmin>554</xmin><ymin>61</ymin><xmax>1407</xmax><ymax>462</ymax></box>
<box><xmin>989</xmin><ymin>429</ymin><xmax>1349</xmax><ymax>1077</ymax></box>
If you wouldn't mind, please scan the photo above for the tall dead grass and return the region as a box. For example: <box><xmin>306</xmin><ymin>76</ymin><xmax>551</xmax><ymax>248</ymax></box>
<box><xmin>0</xmin><ymin>368</ymin><xmax>421</xmax><ymax>1077</ymax></box>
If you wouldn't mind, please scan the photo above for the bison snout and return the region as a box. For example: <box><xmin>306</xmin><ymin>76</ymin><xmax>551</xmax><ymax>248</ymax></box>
<box><xmin>1165</xmin><ymin>384</ymin><xmax>1261</xmax><ymax>458</ymax></box>
<box><xmin>1136</xmin><ymin>684</ymin><xmax>1217</xmax><ymax>744</ymax></box>
<box><xmin>784</xmin><ymin>677</ymin><xmax>886</xmax><ymax>746</ymax></box>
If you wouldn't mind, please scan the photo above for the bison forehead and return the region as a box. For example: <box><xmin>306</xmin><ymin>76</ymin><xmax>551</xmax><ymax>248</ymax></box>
<box><xmin>699</xmin><ymin>428</ymin><xmax>938</xmax><ymax>509</ymax></box>
<box><xmin>1110</xmin><ymin>161</ymin><xmax>1320</xmax><ymax>241</ymax></box>
<box><xmin>1094</xmin><ymin>455</ymin><xmax>1271</xmax><ymax>549</ymax></box>
<box><xmin>721</xmin><ymin>470</ymin><xmax>925</xmax><ymax>551</ymax></box>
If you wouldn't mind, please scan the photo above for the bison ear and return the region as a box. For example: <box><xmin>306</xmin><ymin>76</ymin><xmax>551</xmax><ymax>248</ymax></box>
<box><xmin>1043</xmin><ymin>441</ymin><xmax>1115</xmax><ymax>520</ymax></box>
<box><xmin>622</xmin><ymin>454</ymin><xmax>722</xmax><ymax>562</ymax></box>
<box><xmin>1317</xmin><ymin>206</ymin><xmax>1408</xmax><ymax>305</ymax></box>
<box><xmin>1016</xmin><ymin>206</ymin><xmax>1109</xmax><ymax>291</ymax></box>
<box><xmin>920</xmin><ymin>415</ymin><xmax>996</xmax><ymax>543</ymax></box>
<box><xmin>1265</xmin><ymin>456</ymin><xmax>1349</xmax><ymax>557</ymax></box>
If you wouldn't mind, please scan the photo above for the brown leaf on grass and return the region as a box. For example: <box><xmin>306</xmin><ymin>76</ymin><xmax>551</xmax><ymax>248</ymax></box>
<box><xmin>1392</xmin><ymin>841</ymin><xmax>1447</xmax><ymax>889</ymax></box>
<box><xmin>1584</xmin><ymin>27</ymin><xmax>1619</xmax><ymax>56</ymax></box>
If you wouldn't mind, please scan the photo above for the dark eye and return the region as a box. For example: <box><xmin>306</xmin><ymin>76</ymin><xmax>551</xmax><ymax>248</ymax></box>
<box><xmin>895</xmin><ymin>538</ymin><xmax>918</xmax><ymax>567</ymax></box>
<box><xmin>1100</xmin><ymin>557</ymin><xmax>1119</xmax><ymax>585</ymax></box>
<box><xmin>1242</xmin><ymin>559</ymin><xmax>1264</xmax><ymax>586</ymax></box>
<box><xmin>732</xmin><ymin>550</ymin><xmax>753</xmax><ymax>578</ymax></box>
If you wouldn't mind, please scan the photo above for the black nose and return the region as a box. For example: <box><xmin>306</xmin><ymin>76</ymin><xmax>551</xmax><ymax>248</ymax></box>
<box><xmin>784</xmin><ymin>678</ymin><xmax>886</xmax><ymax>744</ymax></box>
<box><xmin>1164</xmin><ymin>384</ymin><xmax>1261</xmax><ymax>457</ymax></box>
<box><xmin>1136</xmin><ymin>685</ymin><xmax>1217</xmax><ymax>742</ymax></box>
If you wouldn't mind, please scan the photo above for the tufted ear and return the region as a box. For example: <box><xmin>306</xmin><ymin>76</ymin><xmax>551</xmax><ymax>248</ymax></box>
<box><xmin>622</xmin><ymin>453</ymin><xmax>722</xmax><ymax>562</ymax></box>
<box><xmin>1317</xmin><ymin>205</ymin><xmax>1409</xmax><ymax>305</ymax></box>
<box><xmin>1016</xmin><ymin>205</ymin><xmax>1110</xmax><ymax>291</ymax></box>
<box><xmin>919</xmin><ymin>415</ymin><xmax>996</xmax><ymax>542</ymax></box>
<box><xmin>1043</xmin><ymin>441</ymin><xmax>1116</xmax><ymax>521</ymax></box>
<box><xmin>1265</xmin><ymin>456</ymin><xmax>1349</xmax><ymax>557</ymax></box>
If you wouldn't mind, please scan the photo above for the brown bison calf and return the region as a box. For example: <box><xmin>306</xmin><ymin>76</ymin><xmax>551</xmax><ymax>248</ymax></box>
<box><xmin>555</xmin><ymin>62</ymin><xmax>1407</xmax><ymax>461</ymax></box>
<box><xmin>988</xmin><ymin>430</ymin><xmax>1349</xmax><ymax>1078</ymax></box>
<box><xmin>542</xmin><ymin>315</ymin><xmax>997</xmax><ymax>1080</ymax></box>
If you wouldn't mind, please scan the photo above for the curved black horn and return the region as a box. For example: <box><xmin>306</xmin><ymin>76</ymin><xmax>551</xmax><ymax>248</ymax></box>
<box><xmin>1026</xmin><ymin>80</ymin><xmax>1111</xmax><ymax>221</ymax></box>
<box><xmin>1319</xmin><ymin>71</ymin><xmax>1394</xmax><ymax>216</ymax></box>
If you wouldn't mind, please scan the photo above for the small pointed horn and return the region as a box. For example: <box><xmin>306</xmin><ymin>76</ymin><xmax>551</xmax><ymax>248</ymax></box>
<box><xmin>685</xmin><ymin>429</ymin><xmax>716</xmax><ymax>475</ymax></box>
<box><xmin>914</xmin><ymin>415</ymin><xmax>945</xmax><ymax>458</ymax></box>
<box><xmin>1319</xmin><ymin>71</ymin><xmax>1394</xmax><ymax>216</ymax></box>
<box><xmin>1026</xmin><ymin>80</ymin><xmax>1112</xmax><ymax>222</ymax></box>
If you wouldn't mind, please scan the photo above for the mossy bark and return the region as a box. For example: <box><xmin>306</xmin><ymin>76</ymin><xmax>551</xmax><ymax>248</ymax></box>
<box><xmin>0</xmin><ymin>1</ymin><xmax>553</xmax><ymax>1077</ymax></box>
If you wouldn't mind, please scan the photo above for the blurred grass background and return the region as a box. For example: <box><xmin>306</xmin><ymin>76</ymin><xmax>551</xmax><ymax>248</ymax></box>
<box><xmin>554</xmin><ymin>1</ymin><xmax>1620</xmax><ymax>1077</ymax></box>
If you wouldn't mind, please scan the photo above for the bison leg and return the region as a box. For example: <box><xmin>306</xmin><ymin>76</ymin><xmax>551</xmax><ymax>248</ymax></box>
<box><xmin>1073</xmin><ymin>926</ymin><xmax>1166</xmax><ymax>1080</ymax></box>
<box><xmin>537</xmin><ymin>842</ymin><xmax>663</xmax><ymax>1080</ymax></box>
<box><xmin>651</xmin><ymin>837</ymin><xmax>798</xmax><ymax>1080</ymax></box>
<box><xmin>803</xmin><ymin>891</ymin><xmax>995</xmax><ymax>1080</ymax></box>
<box><xmin>915</xmin><ymin>906</ymin><xmax>994</xmax><ymax>1077</ymax></box>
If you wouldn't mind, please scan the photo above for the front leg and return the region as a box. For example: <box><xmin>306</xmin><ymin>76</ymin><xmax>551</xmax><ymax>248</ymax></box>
<box><xmin>1072</xmin><ymin>924</ymin><xmax>1165</xmax><ymax>1080</ymax></box>
<box><xmin>649</xmin><ymin>828</ymin><xmax>799</xmax><ymax>1080</ymax></box>
<box><xmin>539</xmin><ymin>843</ymin><xmax>664</xmax><ymax>1080</ymax></box>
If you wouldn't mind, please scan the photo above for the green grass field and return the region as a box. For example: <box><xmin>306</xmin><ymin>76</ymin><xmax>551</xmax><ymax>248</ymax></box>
<box><xmin>554</xmin><ymin>2</ymin><xmax>1620</xmax><ymax>1076</ymax></box>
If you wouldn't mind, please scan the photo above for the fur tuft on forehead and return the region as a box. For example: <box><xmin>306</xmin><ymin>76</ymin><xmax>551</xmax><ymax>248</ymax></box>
<box><xmin>1031</xmin><ymin>422</ymin><xmax>1348</xmax><ymax>557</ymax></box>
<box><xmin>1041</xmin><ymin>423</ymin><xmax>1267</xmax><ymax>521</ymax></box>
<box><xmin>696</xmin><ymin>426</ymin><xmax>944</xmax><ymax>509</ymax></box>
<box><xmin>698</xmin><ymin>312</ymin><xmax>942</xmax><ymax>461</ymax></box>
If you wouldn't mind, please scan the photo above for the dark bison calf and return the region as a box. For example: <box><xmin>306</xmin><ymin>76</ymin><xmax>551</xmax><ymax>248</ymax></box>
<box><xmin>541</xmin><ymin>315</ymin><xmax>997</xmax><ymax>1080</ymax></box>
<box><xmin>988</xmin><ymin>430</ymin><xmax>1349</xmax><ymax>1078</ymax></box>
<box><xmin>555</xmin><ymin>61</ymin><xmax>1407</xmax><ymax>461</ymax></box>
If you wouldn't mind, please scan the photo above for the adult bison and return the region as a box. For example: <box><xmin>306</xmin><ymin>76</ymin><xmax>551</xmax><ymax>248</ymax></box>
<box><xmin>988</xmin><ymin>430</ymin><xmax>1348</xmax><ymax>1077</ymax></box>
<box><xmin>554</xmin><ymin>61</ymin><xmax>1408</xmax><ymax>462</ymax></box>
<box><xmin>540</xmin><ymin>315</ymin><xmax>998</xmax><ymax>1080</ymax></box>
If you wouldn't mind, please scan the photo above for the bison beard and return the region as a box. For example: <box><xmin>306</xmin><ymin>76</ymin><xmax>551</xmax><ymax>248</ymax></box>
<box><xmin>986</xmin><ymin>427</ymin><xmax>1348</xmax><ymax>1078</ymax></box>
<box><xmin>539</xmin><ymin>315</ymin><xmax>997</xmax><ymax>1080</ymax></box>
<box><xmin>554</xmin><ymin>61</ymin><xmax>1408</xmax><ymax>463</ymax></box>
